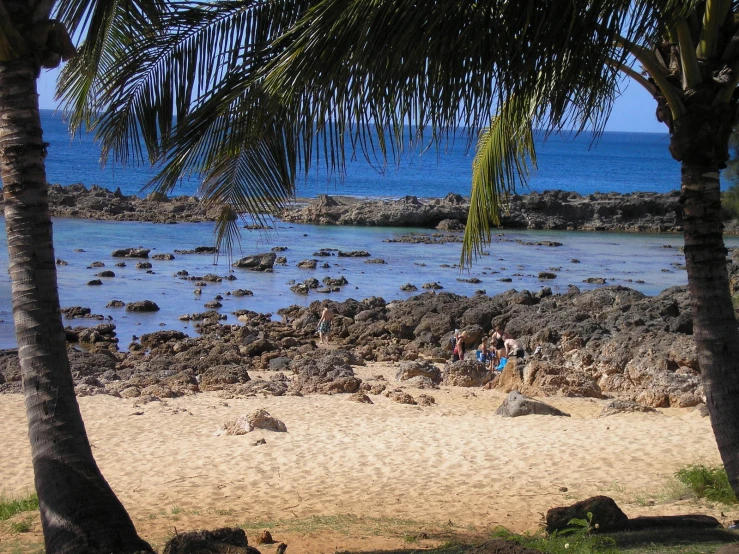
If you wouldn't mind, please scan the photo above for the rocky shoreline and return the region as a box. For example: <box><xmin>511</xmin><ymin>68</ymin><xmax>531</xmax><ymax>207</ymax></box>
<box><xmin>42</xmin><ymin>184</ymin><xmax>221</xmax><ymax>223</ymax></box>
<box><xmin>3</xmin><ymin>183</ymin><xmax>739</xmax><ymax>411</ymax></box>
<box><xmin>281</xmin><ymin>190</ymin><xmax>739</xmax><ymax>234</ymax></box>
<box><xmin>9</xmin><ymin>183</ymin><xmax>739</xmax><ymax>233</ymax></box>
<box><xmin>4</xmin><ymin>258</ymin><xmax>738</xmax><ymax>409</ymax></box>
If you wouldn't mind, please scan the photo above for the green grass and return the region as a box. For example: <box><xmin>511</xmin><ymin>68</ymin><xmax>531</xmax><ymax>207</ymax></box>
<box><xmin>675</xmin><ymin>464</ymin><xmax>737</xmax><ymax>504</ymax></box>
<box><xmin>0</xmin><ymin>493</ymin><xmax>39</xmax><ymax>521</ymax></box>
<box><xmin>9</xmin><ymin>518</ymin><xmax>33</xmax><ymax>534</ymax></box>
<box><xmin>492</xmin><ymin>525</ymin><xmax>620</xmax><ymax>554</ymax></box>
<box><xmin>723</xmin><ymin>184</ymin><xmax>739</xmax><ymax>220</ymax></box>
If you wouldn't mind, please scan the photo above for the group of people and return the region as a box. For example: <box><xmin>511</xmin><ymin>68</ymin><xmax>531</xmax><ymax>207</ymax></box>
<box><xmin>319</xmin><ymin>305</ymin><xmax>526</xmax><ymax>368</ymax></box>
<box><xmin>451</xmin><ymin>324</ymin><xmax>525</xmax><ymax>371</ymax></box>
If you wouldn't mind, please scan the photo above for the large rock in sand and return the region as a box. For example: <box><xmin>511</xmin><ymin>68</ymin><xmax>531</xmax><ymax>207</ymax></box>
<box><xmin>495</xmin><ymin>359</ymin><xmax>603</xmax><ymax>399</ymax></box>
<box><xmin>546</xmin><ymin>496</ymin><xmax>628</xmax><ymax>534</ymax></box>
<box><xmin>289</xmin><ymin>354</ymin><xmax>361</xmax><ymax>395</ymax></box>
<box><xmin>395</xmin><ymin>360</ymin><xmax>442</xmax><ymax>384</ymax></box>
<box><xmin>443</xmin><ymin>359</ymin><xmax>493</xmax><ymax>387</ymax></box>
<box><xmin>162</xmin><ymin>527</ymin><xmax>261</xmax><ymax>553</ymax></box>
<box><xmin>494</xmin><ymin>390</ymin><xmax>570</xmax><ymax>418</ymax></box>
<box><xmin>215</xmin><ymin>409</ymin><xmax>287</xmax><ymax>436</ymax></box>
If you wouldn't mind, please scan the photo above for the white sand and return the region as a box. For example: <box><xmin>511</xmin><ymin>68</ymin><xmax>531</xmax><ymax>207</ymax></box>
<box><xmin>1</xmin><ymin>361</ymin><xmax>735</xmax><ymax>553</ymax></box>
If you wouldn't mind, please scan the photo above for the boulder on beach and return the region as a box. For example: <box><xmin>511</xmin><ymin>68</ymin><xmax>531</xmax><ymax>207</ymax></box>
<box><xmin>598</xmin><ymin>400</ymin><xmax>660</xmax><ymax>417</ymax></box>
<box><xmin>200</xmin><ymin>366</ymin><xmax>251</xmax><ymax>391</ymax></box>
<box><xmin>161</xmin><ymin>527</ymin><xmax>260</xmax><ymax>554</ymax></box>
<box><xmin>395</xmin><ymin>360</ymin><xmax>442</xmax><ymax>384</ymax></box>
<box><xmin>443</xmin><ymin>359</ymin><xmax>492</xmax><ymax>387</ymax></box>
<box><xmin>546</xmin><ymin>496</ymin><xmax>628</xmax><ymax>534</ymax></box>
<box><xmin>494</xmin><ymin>390</ymin><xmax>570</xmax><ymax>418</ymax></box>
<box><xmin>215</xmin><ymin>409</ymin><xmax>287</xmax><ymax>436</ymax></box>
<box><xmin>289</xmin><ymin>351</ymin><xmax>362</xmax><ymax>395</ymax></box>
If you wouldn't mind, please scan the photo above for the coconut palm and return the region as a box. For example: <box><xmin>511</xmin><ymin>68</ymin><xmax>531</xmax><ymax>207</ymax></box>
<box><xmin>0</xmin><ymin>0</ymin><xmax>160</xmax><ymax>551</ymax></box>
<box><xmin>62</xmin><ymin>0</ymin><xmax>739</xmax><ymax>498</ymax></box>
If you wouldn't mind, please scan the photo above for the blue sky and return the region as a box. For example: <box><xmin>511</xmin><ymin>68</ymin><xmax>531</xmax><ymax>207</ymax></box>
<box><xmin>36</xmin><ymin>66</ymin><xmax>668</xmax><ymax>134</ymax></box>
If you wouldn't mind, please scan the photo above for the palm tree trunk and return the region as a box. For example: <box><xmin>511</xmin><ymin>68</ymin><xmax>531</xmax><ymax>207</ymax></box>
<box><xmin>0</xmin><ymin>60</ymin><xmax>152</xmax><ymax>554</ymax></box>
<box><xmin>681</xmin><ymin>162</ymin><xmax>739</xmax><ymax>495</ymax></box>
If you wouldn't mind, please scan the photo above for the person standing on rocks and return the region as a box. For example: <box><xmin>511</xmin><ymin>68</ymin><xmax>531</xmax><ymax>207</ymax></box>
<box><xmin>456</xmin><ymin>330</ymin><xmax>468</xmax><ymax>361</ymax></box>
<box><xmin>318</xmin><ymin>306</ymin><xmax>334</xmax><ymax>346</ymax></box>
<box><xmin>491</xmin><ymin>324</ymin><xmax>512</xmax><ymax>361</ymax></box>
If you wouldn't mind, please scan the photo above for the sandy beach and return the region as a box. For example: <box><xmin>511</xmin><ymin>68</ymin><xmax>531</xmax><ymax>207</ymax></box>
<box><xmin>1</xmin><ymin>360</ymin><xmax>735</xmax><ymax>553</ymax></box>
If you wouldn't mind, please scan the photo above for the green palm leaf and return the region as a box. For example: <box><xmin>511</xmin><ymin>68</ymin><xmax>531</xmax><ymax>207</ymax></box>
<box><xmin>463</xmin><ymin>95</ymin><xmax>538</xmax><ymax>267</ymax></box>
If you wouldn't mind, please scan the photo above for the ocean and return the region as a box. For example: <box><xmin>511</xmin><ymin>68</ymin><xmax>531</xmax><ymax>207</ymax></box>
<box><xmin>0</xmin><ymin>111</ymin><xmax>731</xmax><ymax>349</ymax></box>
<box><xmin>40</xmin><ymin>110</ymin><xmax>681</xmax><ymax>198</ymax></box>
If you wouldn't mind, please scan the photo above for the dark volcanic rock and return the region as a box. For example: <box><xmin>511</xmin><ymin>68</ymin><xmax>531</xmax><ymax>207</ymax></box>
<box><xmin>200</xmin><ymin>366</ymin><xmax>251</xmax><ymax>390</ymax></box>
<box><xmin>162</xmin><ymin>527</ymin><xmax>260</xmax><ymax>554</ymax></box>
<box><xmin>112</xmin><ymin>247</ymin><xmax>150</xmax><ymax>258</ymax></box>
<box><xmin>279</xmin><ymin>190</ymin><xmax>722</xmax><ymax>234</ymax></box>
<box><xmin>546</xmin><ymin>496</ymin><xmax>628</xmax><ymax>534</ymax></box>
<box><xmin>175</xmin><ymin>246</ymin><xmax>218</xmax><ymax>255</ymax></box>
<box><xmin>126</xmin><ymin>300</ymin><xmax>160</xmax><ymax>312</ymax></box>
<box><xmin>233</xmin><ymin>253</ymin><xmax>276</xmax><ymax>271</ymax></box>
<box><xmin>396</xmin><ymin>360</ymin><xmax>442</xmax><ymax>384</ymax></box>
<box><xmin>443</xmin><ymin>359</ymin><xmax>492</xmax><ymax>387</ymax></box>
<box><xmin>289</xmin><ymin>351</ymin><xmax>362</xmax><ymax>394</ymax></box>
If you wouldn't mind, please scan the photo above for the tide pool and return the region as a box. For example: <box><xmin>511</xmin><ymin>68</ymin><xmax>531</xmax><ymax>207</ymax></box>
<box><xmin>0</xmin><ymin>216</ymin><xmax>732</xmax><ymax>350</ymax></box>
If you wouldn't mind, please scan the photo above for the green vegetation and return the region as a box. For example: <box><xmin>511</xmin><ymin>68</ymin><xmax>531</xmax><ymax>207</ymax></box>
<box><xmin>9</xmin><ymin>518</ymin><xmax>33</xmax><ymax>534</ymax></box>
<box><xmin>722</xmin><ymin>183</ymin><xmax>739</xmax><ymax>220</ymax></box>
<box><xmin>0</xmin><ymin>493</ymin><xmax>38</xmax><ymax>521</ymax></box>
<box><xmin>492</xmin><ymin>518</ymin><xmax>619</xmax><ymax>554</ymax></box>
<box><xmin>675</xmin><ymin>464</ymin><xmax>737</xmax><ymax>504</ymax></box>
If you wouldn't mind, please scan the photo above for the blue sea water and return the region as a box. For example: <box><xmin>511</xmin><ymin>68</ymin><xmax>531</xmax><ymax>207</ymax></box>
<box><xmin>41</xmin><ymin>110</ymin><xmax>682</xmax><ymax>198</ymax></box>
<box><xmin>0</xmin><ymin>110</ymin><xmax>732</xmax><ymax>349</ymax></box>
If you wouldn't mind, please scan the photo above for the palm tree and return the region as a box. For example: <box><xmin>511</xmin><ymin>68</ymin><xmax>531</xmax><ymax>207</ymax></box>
<box><xmin>65</xmin><ymin>0</ymin><xmax>739</xmax><ymax>496</ymax></box>
<box><xmin>0</xmin><ymin>0</ymin><xmax>158</xmax><ymax>551</ymax></box>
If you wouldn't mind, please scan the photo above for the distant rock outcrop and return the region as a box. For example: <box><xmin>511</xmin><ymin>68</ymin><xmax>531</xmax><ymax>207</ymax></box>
<box><xmin>281</xmin><ymin>190</ymin><xmax>739</xmax><ymax>234</ymax></box>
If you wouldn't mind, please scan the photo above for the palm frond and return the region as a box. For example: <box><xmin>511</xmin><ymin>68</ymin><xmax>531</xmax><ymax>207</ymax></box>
<box><xmin>462</xmin><ymin>95</ymin><xmax>537</xmax><ymax>268</ymax></box>
<box><xmin>57</xmin><ymin>0</ymin><xmax>311</xmax><ymax>166</ymax></box>
<box><xmin>263</xmin><ymin>0</ymin><xmax>686</xmax><ymax>170</ymax></box>
<box><xmin>54</xmin><ymin>0</ymin><xmax>167</xmax><ymax>135</ymax></box>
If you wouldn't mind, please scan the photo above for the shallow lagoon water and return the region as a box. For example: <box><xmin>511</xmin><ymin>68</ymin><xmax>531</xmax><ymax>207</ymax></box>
<box><xmin>0</xmin><ymin>216</ymin><xmax>736</xmax><ymax>350</ymax></box>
